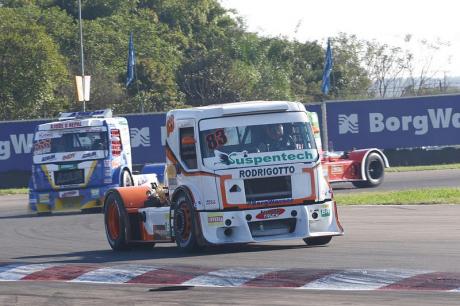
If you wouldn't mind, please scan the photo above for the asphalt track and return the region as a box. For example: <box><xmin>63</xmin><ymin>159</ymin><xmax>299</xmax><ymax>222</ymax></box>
<box><xmin>1</xmin><ymin>169</ymin><xmax>460</xmax><ymax>305</ymax></box>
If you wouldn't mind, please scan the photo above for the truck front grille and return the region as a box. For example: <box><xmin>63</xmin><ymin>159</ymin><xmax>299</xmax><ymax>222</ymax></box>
<box><xmin>244</xmin><ymin>176</ymin><xmax>292</xmax><ymax>202</ymax></box>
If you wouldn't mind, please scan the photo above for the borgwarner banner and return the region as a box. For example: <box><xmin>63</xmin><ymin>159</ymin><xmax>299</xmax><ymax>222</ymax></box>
<box><xmin>326</xmin><ymin>95</ymin><xmax>460</xmax><ymax>151</ymax></box>
<box><xmin>0</xmin><ymin>113</ymin><xmax>166</xmax><ymax>172</ymax></box>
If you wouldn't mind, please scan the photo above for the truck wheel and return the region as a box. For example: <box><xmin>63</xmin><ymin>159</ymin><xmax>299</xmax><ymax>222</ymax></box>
<box><xmin>104</xmin><ymin>191</ymin><xmax>130</xmax><ymax>250</ymax></box>
<box><xmin>352</xmin><ymin>153</ymin><xmax>384</xmax><ymax>188</ymax></box>
<box><xmin>174</xmin><ymin>195</ymin><xmax>199</xmax><ymax>251</ymax></box>
<box><xmin>303</xmin><ymin>236</ymin><xmax>332</xmax><ymax>246</ymax></box>
<box><xmin>121</xmin><ymin>170</ymin><xmax>134</xmax><ymax>187</ymax></box>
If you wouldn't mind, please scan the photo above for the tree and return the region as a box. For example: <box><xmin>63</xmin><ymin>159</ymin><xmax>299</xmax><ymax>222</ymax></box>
<box><xmin>331</xmin><ymin>34</ymin><xmax>372</xmax><ymax>99</ymax></box>
<box><xmin>0</xmin><ymin>7</ymin><xmax>69</xmax><ymax>120</ymax></box>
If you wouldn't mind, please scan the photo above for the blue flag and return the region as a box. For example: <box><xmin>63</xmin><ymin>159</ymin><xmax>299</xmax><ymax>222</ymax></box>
<box><xmin>126</xmin><ymin>33</ymin><xmax>135</xmax><ymax>87</ymax></box>
<box><xmin>321</xmin><ymin>38</ymin><xmax>333</xmax><ymax>95</ymax></box>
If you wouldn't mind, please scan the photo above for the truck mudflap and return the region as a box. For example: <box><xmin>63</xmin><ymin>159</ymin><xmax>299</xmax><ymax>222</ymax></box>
<box><xmin>197</xmin><ymin>201</ymin><xmax>343</xmax><ymax>245</ymax></box>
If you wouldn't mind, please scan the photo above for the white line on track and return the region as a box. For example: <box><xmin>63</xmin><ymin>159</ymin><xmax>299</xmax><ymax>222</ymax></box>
<box><xmin>300</xmin><ymin>269</ymin><xmax>430</xmax><ymax>291</ymax></box>
<box><xmin>70</xmin><ymin>265</ymin><xmax>158</xmax><ymax>284</ymax></box>
<box><xmin>183</xmin><ymin>267</ymin><xmax>279</xmax><ymax>287</ymax></box>
<box><xmin>0</xmin><ymin>263</ymin><xmax>57</xmax><ymax>281</ymax></box>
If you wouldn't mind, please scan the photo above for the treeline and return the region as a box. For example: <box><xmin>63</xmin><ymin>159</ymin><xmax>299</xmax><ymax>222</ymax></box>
<box><xmin>0</xmin><ymin>0</ymin><xmax>373</xmax><ymax>120</ymax></box>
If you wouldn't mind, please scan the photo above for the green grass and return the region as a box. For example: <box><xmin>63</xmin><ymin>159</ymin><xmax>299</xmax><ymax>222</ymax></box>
<box><xmin>387</xmin><ymin>163</ymin><xmax>460</xmax><ymax>172</ymax></box>
<box><xmin>335</xmin><ymin>187</ymin><xmax>460</xmax><ymax>205</ymax></box>
<box><xmin>0</xmin><ymin>188</ymin><xmax>28</xmax><ymax>196</ymax></box>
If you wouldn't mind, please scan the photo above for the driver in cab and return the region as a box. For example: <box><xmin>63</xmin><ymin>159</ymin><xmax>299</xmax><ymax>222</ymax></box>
<box><xmin>257</xmin><ymin>123</ymin><xmax>295</xmax><ymax>152</ymax></box>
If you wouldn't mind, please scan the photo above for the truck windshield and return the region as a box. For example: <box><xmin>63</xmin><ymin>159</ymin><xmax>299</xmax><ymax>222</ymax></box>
<box><xmin>199</xmin><ymin>114</ymin><xmax>318</xmax><ymax>169</ymax></box>
<box><xmin>33</xmin><ymin>131</ymin><xmax>108</xmax><ymax>155</ymax></box>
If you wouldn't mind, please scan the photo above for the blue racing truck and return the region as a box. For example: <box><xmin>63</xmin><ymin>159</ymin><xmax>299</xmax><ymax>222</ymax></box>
<box><xmin>28</xmin><ymin>109</ymin><xmax>159</xmax><ymax>214</ymax></box>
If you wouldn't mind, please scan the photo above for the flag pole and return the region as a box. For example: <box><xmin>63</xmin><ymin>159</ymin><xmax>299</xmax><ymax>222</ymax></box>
<box><xmin>321</xmin><ymin>38</ymin><xmax>333</xmax><ymax>152</ymax></box>
<box><xmin>78</xmin><ymin>0</ymin><xmax>86</xmax><ymax>111</ymax></box>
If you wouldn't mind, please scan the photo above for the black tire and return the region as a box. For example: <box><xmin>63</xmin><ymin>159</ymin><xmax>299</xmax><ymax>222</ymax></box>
<box><xmin>173</xmin><ymin>194</ymin><xmax>200</xmax><ymax>252</ymax></box>
<box><xmin>120</xmin><ymin>169</ymin><xmax>134</xmax><ymax>187</ymax></box>
<box><xmin>104</xmin><ymin>191</ymin><xmax>131</xmax><ymax>251</ymax></box>
<box><xmin>352</xmin><ymin>153</ymin><xmax>385</xmax><ymax>188</ymax></box>
<box><xmin>303</xmin><ymin>236</ymin><xmax>332</xmax><ymax>246</ymax></box>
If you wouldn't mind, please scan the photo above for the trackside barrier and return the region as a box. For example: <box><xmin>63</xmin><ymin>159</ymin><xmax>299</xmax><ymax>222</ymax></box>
<box><xmin>1</xmin><ymin>94</ymin><xmax>460</xmax><ymax>187</ymax></box>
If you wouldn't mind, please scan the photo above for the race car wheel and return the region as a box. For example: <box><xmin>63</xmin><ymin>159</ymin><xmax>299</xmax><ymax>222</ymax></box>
<box><xmin>173</xmin><ymin>194</ymin><xmax>199</xmax><ymax>251</ymax></box>
<box><xmin>303</xmin><ymin>236</ymin><xmax>332</xmax><ymax>246</ymax></box>
<box><xmin>104</xmin><ymin>191</ymin><xmax>130</xmax><ymax>250</ymax></box>
<box><xmin>121</xmin><ymin>169</ymin><xmax>134</xmax><ymax>187</ymax></box>
<box><xmin>352</xmin><ymin>152</ymin><xmax>385</xmax><ymax>188</ymax></box>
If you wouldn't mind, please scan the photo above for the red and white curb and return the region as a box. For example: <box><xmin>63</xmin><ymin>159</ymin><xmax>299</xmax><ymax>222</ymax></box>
<box><xmin>1</xmin><ymin>263</ymin><xmax>460</xmax><ymax>291</ymax></box>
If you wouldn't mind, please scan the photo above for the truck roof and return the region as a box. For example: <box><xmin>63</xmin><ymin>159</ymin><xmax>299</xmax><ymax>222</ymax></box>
<box><xmin>167</xmin><ymin>101</ymin><xmax>306</xmax><ymax>121</ymax></box>
<box><xmin>36</xmin><ymin>109</ymin><xmax>126</xmax><ymax>131</ymax></box>
<box><xmin>36</xmin><ymin>117</ymin><xmax>125</xmax><ymax>131</ymax></box>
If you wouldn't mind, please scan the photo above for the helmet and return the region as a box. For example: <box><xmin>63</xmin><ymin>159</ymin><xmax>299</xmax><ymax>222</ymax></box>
<box><xmin>266</xmin><ymin>124</ymin><xmax>283</xmax><ymax>140</ymax></box>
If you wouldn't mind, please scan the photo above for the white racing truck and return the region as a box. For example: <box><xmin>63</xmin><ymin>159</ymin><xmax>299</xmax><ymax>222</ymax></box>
<box><xmin>103</xmin><ymin>101</ymin><xmax>343</xmax><ymax>251</ymax></box>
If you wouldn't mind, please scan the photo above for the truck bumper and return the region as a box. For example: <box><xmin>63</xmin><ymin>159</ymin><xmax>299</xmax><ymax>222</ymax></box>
<box><xmin>198</xmin><ymin>201</ymin><xmax>343</xmax><ymax>245</ymax></box>
<box><xmin>29</xmin><ymin>185</ymin><xmax>117</xmax><ymax>213</ymax></box>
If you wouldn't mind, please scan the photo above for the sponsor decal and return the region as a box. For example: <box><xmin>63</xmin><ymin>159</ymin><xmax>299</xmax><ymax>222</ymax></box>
<box><xmin>130</xmin><ymin>127</ymin><xmax>150</xmax><ymax>147</ymax></box>
<box><xmin>29</xmin><ymin>198</ymin><xmax>37</xmax><ymax>204</ymax></box>
<box><xmin>239</xmin><ymin>166</ymin><xmax>295</xmax><ymax>178</ymax></box>
<box><xmin>38</xmin><ymin>193</ymin><xmax>50</xmax><ymax>203</ymax></box>
<box><xmin>41</xmin><ymin>154</ymin><xmax>56</xmax><ymax>162</ymax></box>
<box><xmin>104</xmin><ymin>160</ymin><xmax>111</xmax><ymax>167</ymax></box>
<box><xmin>82</xmin><ymin>151</ymin><xmax>97</xmax><ymax>159</ymax></box>
<box><xmin>330</xmin><ymin>165</ymin><xmax>343</xmax><ymax>175</ymax></box>
<box><xmin>369</xmin><ymin>108</ymin><xmax>460</xmax><ymax>135</ymax></box>
<box><xmin>59</xmin><ymin>190</ymin><xmax>79</xmax><ymax>198</ymax></box>
<box><xmin>247</xmin><ymin>198</ymin><xmax>293</xmax><ymax>206</ymax></box>
<box><xmin>91</xmin><ymin>189</ymin><xmax>99</xmax><ymax>197</ymax></box>
<box><xmin>338</xmin><ymin>108</ymin><xmax>460</xmax><ymax>136</ymax></box>
<box><xmin>320</xmin><ymin>208</ymin><xmax>330</xmax><ymax>217</ymax></box>
<box><xmin>59</xmin><ymin>164</ymin><xmax>77</xmax><ymax>170</ymax></box>
<box><xmin>256</xmin><ymin>208</ymin><xmax>285</xmax><ymax>220</ymax></box>
<box><xmin>35</xmin><ymin>131</ymin><xmax>55</xmax><ymax>139</ymax></box>
<box><xmin>50</xmin><ymin>121</ymin><xmax>82</xmax><ymax>129</ymax></box>
<box><xmin>226</xmin><ymin>150</ymin><xmax>314</xmax><ymax>167</ymax></box>
<box><xmin>0</xmin><ymin>133</ymin><xmax>34</xmax><ymax>161</ymax></box>
<box><xmin>205</xmin><ymin>199</ymin><xmax>217</xmax><ymax>207</ymax></box>
<box><xmin>104</xmin><ymin>178</ymin><xmax>112</xmax><ymax>184</ymax></box>
<box><xmin>63</xmin><ymin>153</ymin><xmax>76</xmax><ymax>160</ymax></box>
<box><xmin>166</xmin><ymin>115</ymin><xmax>174</xmax><ymax>136</ymax></box>
<box><xmin>338</xmin><ymin>114</ymin><xmax>359</xmax><ymax>134</ymax></box>
<box><xmin>207</xmin><ymin>213</ymin><xmax>224</xmax><ymax>227</ymax></box>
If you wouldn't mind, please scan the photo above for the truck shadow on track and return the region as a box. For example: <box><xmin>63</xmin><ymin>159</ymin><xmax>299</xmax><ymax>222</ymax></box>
<box><xmin>0</xmin><ymin>211</ymin><xmax>97</xmax><ymax>220</ymax></box>
<box><xmin>13</xmin><ymin>243</ymin><xmax>320</xmax><ymax>265</ymax></box>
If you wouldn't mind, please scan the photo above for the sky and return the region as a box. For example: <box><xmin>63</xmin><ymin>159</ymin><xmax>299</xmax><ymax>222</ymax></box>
<box><xmin>220</xmin><ymin>0</ymin><xmax>460</xmax><ymax>77</ymax></box>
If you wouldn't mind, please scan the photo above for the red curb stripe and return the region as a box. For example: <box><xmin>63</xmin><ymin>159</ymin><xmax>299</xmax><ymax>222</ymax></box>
<box><xmin>22</xmin><ymin>265</ymin><xmax>100</xmax><ymax>281</ymax></box>
<box><xmin>244</xmin><ymin>269</ymin><xmax>338</xmax><ymax>288</ymax></box>
<box><xmin>128</xmin><ymin>266</ymin><xmax>215</xmax><ymax>285</ymax></box>
<box><xmin>381</xmin><ymin>272</ymin><xmax>460</xmax><ymax>291</ymax></box>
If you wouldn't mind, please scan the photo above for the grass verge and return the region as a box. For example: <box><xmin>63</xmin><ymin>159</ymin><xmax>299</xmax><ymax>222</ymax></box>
<box><xmin>387</xmin><ymin>163</ymin><xmax>460</xmax><ymax>172</ymax></box>
<box><xmin>335</xmin><ymin>187</ymin><xmax>460</xmax><ymax>205</ymax></box>
<box><xmin>0</xmin><ymin>188</ymin><xmax>28</xmax><ymax>196</ymax></box>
